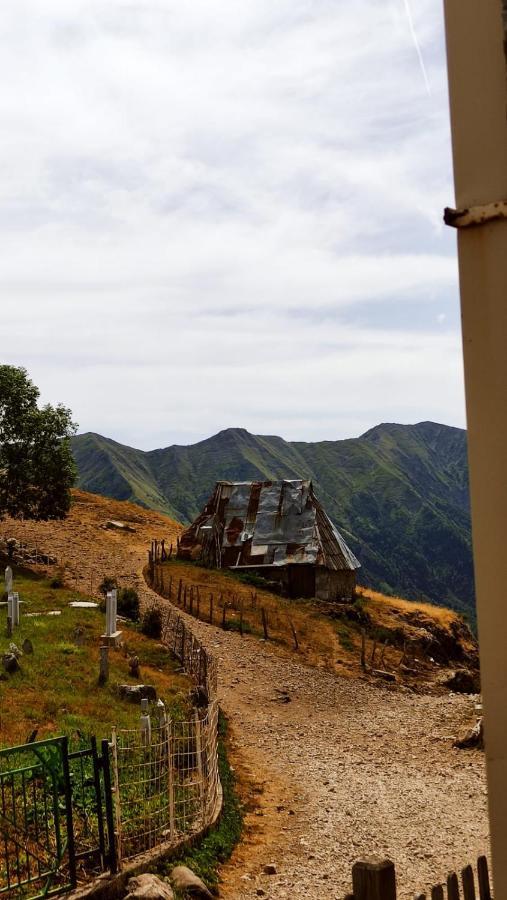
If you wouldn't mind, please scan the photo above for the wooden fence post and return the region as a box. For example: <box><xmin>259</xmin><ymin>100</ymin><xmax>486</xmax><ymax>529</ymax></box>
<box><xmin>177</xmin><ymin>578</ymin><xmax>182</xmax><ymax>605</ymax></box>
<box><xmin>189</xmin><ymin>586</ymin><xmax>194</xmax><ymax>616</ymax></box>
<box><xmin>351</xmin><ymin>860</ymin><xmax>397</xmax><ymax>900</ymax></box>
<box><xmin>361</xmin><ymin>629</ymin><xmax>367</xmax><ymax>670</ymax></box>
<box><xmin>288</xmin><ymin>617</ymin><xmax>299</xmax><ymax>651</ymax></box>
<box><xmin>447</xmin><ymin>873</ymin><xmax>460</xmax><ymax>900</ymax></box>
<box><xmin>261</xmin><ymin>607</ymin><xmax>269</xmax><ymax>640</ymax></box>
<box><xmin>477</xmin><ymin>856</ymin><xmax>492</xmax><ymax>900</ymax></box>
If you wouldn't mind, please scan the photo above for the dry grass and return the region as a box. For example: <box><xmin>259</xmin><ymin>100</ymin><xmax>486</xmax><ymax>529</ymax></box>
<box><xmin>0</xmin><ymin>489</ymin><xmax>476</xmax><ymax>693</ymax></box>
<box><xmin>360</xmin><ymin>586</ymin><xmax>459</xmax><ymax>628</ymax></box>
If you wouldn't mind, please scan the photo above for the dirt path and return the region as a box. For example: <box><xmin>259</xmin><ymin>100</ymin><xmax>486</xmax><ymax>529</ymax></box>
<box><xmin>2</xmin><ymin>494</ymin><xmax>489</xmax><ymax>899</ymax></box>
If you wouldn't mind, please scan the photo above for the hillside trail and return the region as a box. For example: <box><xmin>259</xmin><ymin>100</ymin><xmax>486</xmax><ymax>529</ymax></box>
<box><xmin>2</xmin><ymin>493</ymin><xmax>489</xmax><ymax>900</ymax></box>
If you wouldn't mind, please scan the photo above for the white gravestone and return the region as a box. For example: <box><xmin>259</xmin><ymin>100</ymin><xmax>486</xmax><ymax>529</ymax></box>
<box><xmin>101</xmin><ymin>589</ymin><xmax>122</xmax><ymax>646</ymax></box>
<box><xmin>7</xmin><ymin>592</ymin><xmax>20</xmax><ymax>628</ymax></box>
<box><xmin>5</xmin><ymin>567</ymin><xmax>13</xmax><ymax>594</ymax></box>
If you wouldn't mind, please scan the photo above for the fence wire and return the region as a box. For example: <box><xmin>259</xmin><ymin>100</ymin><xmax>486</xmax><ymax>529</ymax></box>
<box><xmin>112</xmin><ymin>702</ymin><xmax>220</xmax><ymax>861</ymax></box>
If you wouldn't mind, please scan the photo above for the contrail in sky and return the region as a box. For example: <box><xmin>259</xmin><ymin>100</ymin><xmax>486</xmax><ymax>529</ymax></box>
<box><xmin>401</xmin><ymin>0</ymin><xmax>432</xmax><ymax>96</ymax></box>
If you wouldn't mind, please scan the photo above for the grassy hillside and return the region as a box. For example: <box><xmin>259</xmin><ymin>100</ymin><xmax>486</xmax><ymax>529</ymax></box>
<box><xmin>71</xmin><ymin>422</ymin><xmax>474</xmax><ymax>616</ymax></box>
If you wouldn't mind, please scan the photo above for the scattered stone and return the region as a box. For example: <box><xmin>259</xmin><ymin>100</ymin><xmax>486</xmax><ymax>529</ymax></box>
<box><xmin>169</xmin><ymin>865</ymin><xmax>214</xmax><ymax>898</ymax></box>
<box><xmin>103</xmin><ymin>520</ymin><xmax>136</xmax><ymax>533</ymax></box>
<box><xmin>454</xmin><ymin>718</ymin><xmax>484</xmax><ymax>750</ymax></box>
<box><xmin>73</xmin><ymin>626</ymin><xmax>85</xmax><ymax>647</ymax></box>
<box><xmin>443</xmin><ymin>669</ymin><xmax>480</xmax><ymax>694</ymax></box>
<box><xmin>125</xmin><ymin>873</ymin><xmax>174</xmax><ymax>900</ymax></box>
<box><xmin>22</xmin><ymin>638</ymin><xmax>33</xmax><ymax>655</ymax></box>
<box><xmin>129</xmin><ymin>654</ymin><xmax>141</xmax><ymax>678</ymax></box>
<box><xmin>263</xmin><ymin>864</ymin><xmax>278</xmax><ymax>875</ymax></box>
<box><xmin>118</xmin><ymin>684</ymin><xmax>157</xmax><ymax>704</ymax></box>
<box><xmin>69</xmin><ymin>601</ymin><xmax>98</xmax><ymax>609</ymax></box>
<box><xmin>2</xmin><ymin>653</ymin><xmax>20</xmax><ymax>673</ymax></box>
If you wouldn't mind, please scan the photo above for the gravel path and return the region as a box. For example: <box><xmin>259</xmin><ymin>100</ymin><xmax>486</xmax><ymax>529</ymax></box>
<box><xmin>184</xmin><ymin>622</ymin><xmax>488</xmax><ymax>900</ymax></box>
<box><xmin>3</xmin><ymin>497</ymin><xmax>490</xmax><ymax>899</ymax></box>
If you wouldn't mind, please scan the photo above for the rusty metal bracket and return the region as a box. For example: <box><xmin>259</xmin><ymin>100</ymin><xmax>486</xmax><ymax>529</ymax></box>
<box><xmin>444</xmin><ymin>199</ymin><xmax>507</xmax><ymax>228</ymax></box>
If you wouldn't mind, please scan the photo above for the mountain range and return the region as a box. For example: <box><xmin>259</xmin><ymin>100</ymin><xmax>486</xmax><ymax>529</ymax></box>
<box><xmin>71</xmin><ymin>422</ymin><xmax>474</xmax><ymax>618</ymax></box>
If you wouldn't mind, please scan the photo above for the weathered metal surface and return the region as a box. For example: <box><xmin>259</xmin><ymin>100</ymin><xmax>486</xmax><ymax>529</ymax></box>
<box><xmin>178</xmin><ymin>480</ymin><xmax>360</xmax><ymax>576</ymax></box>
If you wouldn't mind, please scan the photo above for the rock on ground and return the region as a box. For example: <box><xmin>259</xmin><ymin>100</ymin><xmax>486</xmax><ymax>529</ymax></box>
<box><xmin>170</xmin><ymin>865</ymin><xmax>214</xmax><ymax>898</ymax></box>
<box><xmin>124</xmin><ymin>873</ymin><xmax>174</xmax><ymax>900</ymax></box>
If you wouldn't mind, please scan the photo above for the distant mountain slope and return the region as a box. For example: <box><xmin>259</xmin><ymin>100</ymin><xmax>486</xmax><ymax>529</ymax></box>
<box><xmin>71</xmin><ymin>422</ymin><xmax>474</xmax><ymax>616</ymax></box>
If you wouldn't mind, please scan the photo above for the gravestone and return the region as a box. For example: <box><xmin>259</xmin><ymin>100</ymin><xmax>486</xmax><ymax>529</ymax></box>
<box><xmin>7</xmin><ymin>593</ymin><xmax>20</xmax><ymax>628</ymax></box>
<box><xmin>5</xmin><ymin>566</ymin><xmax>13</xmax><ymax>594</ymax></box>
<box><xmin>101</xmin><ymin>589</ymin><xmax>122</xmax><ymax>647</ymax></box>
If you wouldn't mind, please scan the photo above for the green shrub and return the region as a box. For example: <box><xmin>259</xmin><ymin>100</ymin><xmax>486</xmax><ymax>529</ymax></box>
<box><xmin>118</xmin><ymin>587</ymin><xmax>140</xmax><ymax>621</ymax></box>
<box><xmin>141</xmin><ymin>605</ymin><xmax>163</xmax><ymax>639</ymax></box>
<box><xmin>98</xmin><ymin>575</ymin><xmax>118</xmax><ymax>596</ymax></box>
<box><xmin>49</xmin><ymin>570</ymin><xmax>65</xmax><ymax>589</ymax></box>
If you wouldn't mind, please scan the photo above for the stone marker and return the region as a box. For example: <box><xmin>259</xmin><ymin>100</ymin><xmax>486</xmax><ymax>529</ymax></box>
<box><xmin>140</xmin><ymin>697</ymin><xmax>151</xmax><ymax>745</ymax></box>
<box><xmin>69</xmin><ymin>601</ymin><xmax>98</xmax><ymax>609</ymax></box>
<box><xmin>99</xmin><ymin>645</ymin><xmax>109</xmax><ymax>684</ymax></box>
<box><xmin>101</xmin><ymin>589</ymin><xmax>122</xmax><ymax>647</ymax></box>
<box><xmin>2</xmin><ymin>653</ymin><xmax>20</xmax><ymax>673</ymax></box>
<box><xmin>7</xmin><ymin>593</ymin><xmax>20</xmax><ymax>628</ymax></box>
<box><xmin>5</xmin><ymin>566</ymin><xmax>13</xmax><ymax>594</ymax></box>
<box><xmin>118</xmin><ymin>684</ymin><xmax>157</xmax><ymax>703</ymax></box>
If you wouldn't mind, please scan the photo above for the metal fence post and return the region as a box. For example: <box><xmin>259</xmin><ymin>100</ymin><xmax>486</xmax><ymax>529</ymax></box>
<box><xmin>61</xmin><ymin>736</ymin><xmax>77</xmax><ymax>889</ymax></box>
<box><xmin>102</xmin><ymin>734</ymin><xmax>119</xmax><ymax>873</ymax></box>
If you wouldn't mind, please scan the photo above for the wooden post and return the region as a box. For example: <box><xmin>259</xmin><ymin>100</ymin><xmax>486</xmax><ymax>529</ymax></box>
<box><xmin>183</xmin><ymin>585</ymin><xmax>187</xmax><ymax>610</ymax></box>
<box><xmin>351</xmin><ymin>860</ymin><xmax>396</xmax><ymax>900</ymax></box>
<box><xmin>196</xmin><ymin>593</ymin><xmax>200</xmax><ymax>620</ymax></box>
<box><xmin>194</xmin><ymin>709</ymin><xmax>205</xmax><ymax>824</ymax></box>
<box><xmin>447</xmin><ymin>873</ymin><xmax>460</xmax><ymax>900</ymax></box>
<box><xmin>461</xmin><ymin>866</ymin><xmax>477</xmax><ymax>900</ymax></box>
<box><xmin>177</xmin><ymin>578</ymin><xmax>182</xmax><ymax>605</ymax></box>
<box><xmin>168</xmin><ymin>575</ymin><xmax>173</xmax><ymax>597</ymax></box>
<box><xmin>6</xmin><ymin>616</ymin><xmax>12</xmax><ymax>638</ymax></box>
<box><xmin>430</xmin><ymin>887</ymin><xmax>444</xmax><ymax>900</ymax></box>
<box><xmin>222</xmin><ymin>603</ymin><xmax>228</xmax><ymax>630</ymax></box>
<box><xmin>189</xmin><ymin>586</ymin><xmax>194</xmax><ymax>616</ymax></box>
<box><xmin>370</xmin><ymin>640</ymin><xmax>378</xmax><ymax>667</ymax></box>
<box><xmin>360</xmin><ymin>630</ymin><xmax>367</xmax><ymax>670</ymax></box>
<box><xmin>477</xmin><ymin>856</ymin><xmax>491</xmax><ymax>900</ymax></box>
<box><xmin>261</xmin><ymin>607</ymin><xmax>268</xmax><ymax>640</ymax></box>
<box><xmin>239</xmin><ymin>600</ymin><xmax>244</xmax><ymax>636</ymax></box>
<box><xmin>99</xmin><ymin>645</ymin><xmax>109</xmax><ymax>685</ymax></box>
<box><xmin>289</xmin><ymin>617</ymin><xmax>299</xmax><ymax>651</ymax></box>
<box><xmin>167</xmin><ymin>718</ymin><xmax>175</xmax><ymax>839</ymax></box>
<box><xmin>209</xmin><ymin>594</ymin><xmax>214</xmax><ymax>624</ymax></box>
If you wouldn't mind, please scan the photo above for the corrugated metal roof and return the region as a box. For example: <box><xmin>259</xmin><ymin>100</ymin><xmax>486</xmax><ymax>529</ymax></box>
<box><xmin>179</xmin><ymin>479</ymin><xmax>360</xmax><ymax>572</ymax></box>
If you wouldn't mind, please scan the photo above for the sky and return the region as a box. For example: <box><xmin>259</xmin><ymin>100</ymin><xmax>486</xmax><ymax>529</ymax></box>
<box><xmin>0</xmin><ymin>0</ymin><xmax>465</xmax><ymax>450</ymax></box>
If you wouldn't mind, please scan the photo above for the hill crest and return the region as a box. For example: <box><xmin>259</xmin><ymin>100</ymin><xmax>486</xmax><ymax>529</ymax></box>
<box><xmin>71</xmin><ymin>421</ymin><xmax>473</xmax><ymax>617</ymax></box>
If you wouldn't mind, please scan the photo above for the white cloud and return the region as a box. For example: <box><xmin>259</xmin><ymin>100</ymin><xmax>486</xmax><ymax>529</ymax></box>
<box><xmin>0</xmin><ymin>0</ymin><xmax>464</xmax><ymax>447</ymax></box>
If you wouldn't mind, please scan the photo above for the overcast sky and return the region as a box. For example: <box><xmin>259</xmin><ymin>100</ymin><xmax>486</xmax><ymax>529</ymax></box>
<box><xmin>1</xmin><ymin>1</ymin><xmax>464</xmax><ymax>449</ymax></box>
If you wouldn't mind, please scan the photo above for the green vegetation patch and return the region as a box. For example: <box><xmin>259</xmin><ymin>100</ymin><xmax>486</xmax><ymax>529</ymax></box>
<box><xmin>0</xmin><ymin>564</ymin><xmax>190</xmax><ymax>748</ymax></box>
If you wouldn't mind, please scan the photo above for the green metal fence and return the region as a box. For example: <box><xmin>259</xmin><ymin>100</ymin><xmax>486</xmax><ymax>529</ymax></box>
<box><xmin>0</xmin><ymin>735</ymin><xmax>116</xmax><ymax>899</ymax></box>
<box><xmin>0</xmin><ymin>736</ymin><xmax>76</xmax><ymax>898</ymax></box>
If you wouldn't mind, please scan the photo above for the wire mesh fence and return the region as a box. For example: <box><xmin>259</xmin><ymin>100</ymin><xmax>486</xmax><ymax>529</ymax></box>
<box><xmin>111</xmin><ymin>701</ymin><xmax>220</xmax><ymax>862</ymax></box>
<box><xmin>159</xmin><ymin>603</ymin><xmax>218</xmax><ymax>700</ymax></box>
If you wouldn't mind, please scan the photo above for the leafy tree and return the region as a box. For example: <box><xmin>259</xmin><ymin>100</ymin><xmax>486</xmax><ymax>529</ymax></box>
<box><xmin>0</xmin><ymin>366</ymin><xmax>77</xmax><ymax>520</ymax></box>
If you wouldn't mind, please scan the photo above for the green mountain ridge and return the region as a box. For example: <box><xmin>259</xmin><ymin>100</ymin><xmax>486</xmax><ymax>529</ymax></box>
<box><xmin>71</xmin><ymin>422</ymin><xmax>474</xmax><ymax>617</ymax></box>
